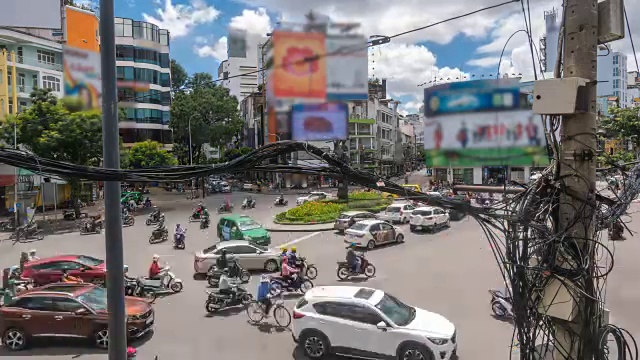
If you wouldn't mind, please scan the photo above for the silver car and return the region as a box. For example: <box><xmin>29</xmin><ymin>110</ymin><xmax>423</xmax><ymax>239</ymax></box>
<box><xmin>193</xmin><ymin>240</ymin><xmax>281</xmax><ymax>274</ymax></box>
<box><xmin>334</xmin><ymin>211</ymin><xmax>377</xmax><ymax>233</ymax></box>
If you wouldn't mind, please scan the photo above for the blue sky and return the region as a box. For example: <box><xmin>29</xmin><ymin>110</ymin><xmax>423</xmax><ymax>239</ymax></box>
<box><xmin>109</xmin><ymin>0</ymin><xmax>589</xmax><ymax>114</ymax></box>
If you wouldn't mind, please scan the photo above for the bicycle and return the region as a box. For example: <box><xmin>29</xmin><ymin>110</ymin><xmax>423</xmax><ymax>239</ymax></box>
<box><xmin>246</xmin><ymin>293</ymin><xmax>291</xmax><ymax>328</ymax></box>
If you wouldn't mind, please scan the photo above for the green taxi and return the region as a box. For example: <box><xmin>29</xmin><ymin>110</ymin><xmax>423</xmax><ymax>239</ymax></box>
<box><xmin>216</xmin><ymin>214</ymin><xmax>271</xmax><ymax>246</ymax></box>
<box><xmin>121</xmin><ymin>191</ymin><xmax>143</xmax><ymax>204</ymax></box>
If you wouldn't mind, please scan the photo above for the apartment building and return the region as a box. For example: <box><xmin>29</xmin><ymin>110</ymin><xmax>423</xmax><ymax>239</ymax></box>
<box><xmin>114</xmin><ymin>17</ymin><xmax>173</xmax><ymax>148</ymax></box>
<box><xmin>597</xmin><ymin>49</ymin><xmax>628</xmax><ymax>106</ymax></box>
<box><xmin>218</xmin><ymin>32</ymin><xmax>266</xmax><ymax>100</ymax></box>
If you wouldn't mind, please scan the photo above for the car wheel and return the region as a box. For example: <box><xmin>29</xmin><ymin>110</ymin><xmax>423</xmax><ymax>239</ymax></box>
<box><xmin>399</xmin><ymin>343</ymin><xmax>434</xmax><ymax>360</ymax></box>
<box><xmin>410</xmin><ymin>225</ymin><xmax>416</xmax><ymax>232</ymax></box>
<box><xmin>300</xmin><ymin>330</ymin><xmax>330</xmax><ymax>359</ymax></box>
<box><xmin>367</xmin><ymin>240</ymin><xmax>376</xmax><ymax>250</ymax></box>
<box><xmin>94</xmin><ymin>328</ymin><xmax>109</xmax><ymax>349</ymax></box>
<box><xmin>3</xmin><ymin>328</ymin><xmax>27</xmax><ymax>351</ymax></box>
<box><xmin>264</xmin><ymin>259</ymin><xmax>278</xmax><ymax>272</ymax></box>
<box><xmin>396</xmin><ymin>234</ymin><xmax>404</xmax><ymax>243</ymax></box>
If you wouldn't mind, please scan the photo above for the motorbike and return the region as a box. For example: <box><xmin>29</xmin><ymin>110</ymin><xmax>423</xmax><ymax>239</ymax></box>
<box><xmin>269</xmin><ymin>275</ymin><xmax>314</xmax><ymax>296</ymax></box>
<box><xmin>125</xmin><ymin>277</ymin><xmax>157</xmax><ymax>302</ymax></box>
<box><xmin>0</xmin><ymin>218</ymin><xmax>16</xmax><ymax>232</ymax></box>
<box><xmin>145</xmin><ymin>212</ymin><xmax>165</xmax><ymax>226</ymax></box>
<box><xmin>200</xmin><ymin>217</ymin><xmax>210</xmax><ymax>230</ymax></box>
<box><xmin>141</xmin><ymin>265</ymin><xmax>184</xmax><ymax>293</ymax></box>
<box><xmin>16</xmin><ymin>224</ymin><xmax>44</xmax><ymax>242</ymax></box>
<box><xmin>188</xmin><ymin>210</ymin><xmax>207</xmax><ymax>222</ymax></box>
<box><xmin>206</xmin><ymin>263</ymin><xmax>251</xmax><ymax>287</ymax></box>
<box><xmin>143</xmin><ymin>199</ymin><xmax>153</xmax><ymax>208</ymax></box>
<box><xmin>241</xmin><ymin>198</ymin><xmax>256</xmax><ymax>210</ymax></box>
<box><xmin>274</xmin><ymin>198</ymin><xmax>288</xmax><ymax>206</ymax></box>
<box><xmin>174</xmin><ymin>231</ymin><xmax>186</xmax><ymax>249</ymax></box>
<box><xmin>149</xmin><ymin>225</ymin><xmax>169</xmax><ymax>244</ymax></box>
<box><xmin>63</xmin><ymin>209</ymin><xmax>77</xmax><ymax>221</ymax></box>
<box><xmin>489</xmin><ymin>289</ymin><xmax>513</xmax><ymax>318</ymax></box>
<box><xmin>217</xmin><ymin>204</ymin><xmax>234</xmax><ymax>214</ymax></box>
<box><xmin>80</xmin><ymin>220</ymin><xmax>102</xmax><ymax>235</ymax></box>
<box><xmin>296</xmin><ymin>257</ymin><xmax>318</xmax><ymax>280</ymax></box>
<box><xmin>122</xmin><ymin>214</ymin><xmax>135</xmax><ymax>227</ymax></box>
<box><xmin>205</xmin><ymin>286</ymin><xmax>253</xmax><ymax>313</ymax></box>
<box><xmin>336</xmin><ymin>255</ymin><xmax>376</xmax><ymax>280</ymax></box>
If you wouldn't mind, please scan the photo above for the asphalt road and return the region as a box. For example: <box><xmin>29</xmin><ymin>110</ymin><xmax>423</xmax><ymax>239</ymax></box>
<box><xmin>0</xmin><ymin>187</ymin><xmax>638</xmax><ymax>360</ymax></box>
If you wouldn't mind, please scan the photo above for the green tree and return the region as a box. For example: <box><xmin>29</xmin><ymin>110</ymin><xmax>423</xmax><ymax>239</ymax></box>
<box><xmin>597</xmin><ymin>150</ymin><xmax>636</xmax><ymax>169</ymax></box>
<box><xmin>170</xmin><ymin>59</ymin><xmax>188</xmax><ymax>93</ymax></box>
<box><xmin>2</xmin><ymin>89</ymin><xmax>103</xmax><ymax>216</ymax></box>
<box><xmin>126</xmin><ymin>140</ymin><xmax>177</xmax><ymax>169</ymax></box>
<box><xmin>170</xmin><ymin>72</ymin><xmax>242</xmax><ymax>165</ymax></box>
<box><xmin>600</xmin><ymin>106</ymin><xmax>640</xmax><ymax>147</ymax></box>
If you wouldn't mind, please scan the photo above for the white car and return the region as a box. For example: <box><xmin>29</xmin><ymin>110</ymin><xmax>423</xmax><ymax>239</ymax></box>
<box><xmin>220</xmin><ymin>181</ymin><xmax>231</xmax><ymax>193</ymax></box>
<box><xmin>193</xmin><ymin>240</ymin><xmax>281</xmax><ymax>274</ymax></box>
<box><xmin>409</xmin><ymin>206</ymin><xmax>450</xmax><ymax>232</ymax></box>
<box><xmin>243</xmin><ymin>183</ymin><xmax>253</xmax><ymax>191</ymax></box>
<box><xmin>292</xmin><ymin>286</ymin><xmax>457</xmax><ymax>360</ymax></box>
<box><xmin>378</xmin><ymin>203</ymin><xmax>416</xmax><ymax>223</ymax></box>
<box><xmin>296</xmin><ymin>191</ymin><xmax>329</xmax><ymax>205</ymax></box>
<box><xmin>343</xmin><ymin>219</ymin><xmax>404</xmax><ymax>249</ymax></box>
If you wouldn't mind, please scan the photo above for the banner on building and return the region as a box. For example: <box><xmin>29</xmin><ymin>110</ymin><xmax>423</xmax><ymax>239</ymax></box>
<box><xmin>291</xmin><ymin>102</ymin><xmax>348</xmax><ymax>141</ymax></box>
<box><xmin>423</xmin><ymin>79</ymin><xmax>549</xmax><ymax>167</ymax></box>
<box><xmin>228</xmin><ymin>28</ymin><xmax>248</xmax><ymax>58</ymax></box>
<box><xmin>272</xmin><ymin>31</ymin><xmax>327</xmax><ymax>100</ymax></box>
<box><xmin>325</xmin><ymin>35</ymin><xmax>368</xmax><ymax>100</ymax></box>
<box><xmin>63</xmin><ymin>46</ymin><xmax>102</xmax><ymax>110</ymax></box>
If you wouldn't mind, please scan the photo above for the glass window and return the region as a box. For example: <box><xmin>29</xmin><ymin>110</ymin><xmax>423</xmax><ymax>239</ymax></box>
<box><xmin>37</xmin><ymin>50</ymin><xmax>56</xmax><ymax>65</ymax></box>
<box><xmin>76</xmin><ymin>255</ymin><xmax>104</xmax><ymax>267</ymax></box>
<box><xmin>160</xmin><ymin>73</ymin><xmax>171</xmax><ymax>87</ymax></box>
<box><xmin>312</xmin><ymin>302</ymin><xmax>383</xmax><ymax>325</ymax></box>
<box><xmin>115</xmin><ymin>23</ymin><xmax>124</xmax><ymax>37</ymax></box>
<box><xmin>52</xmin><ymin>298</ymin><xmax>86</xmax><ymax>312</ymax></box>
<box><xmin>32</xmin><ymin>74</ymin><xmax>38</xmax><ymax>88</ymax></box>
<box><xmin>380</xmin><ymin>223</ymin><xmax>393</xmax><ymax>231</ymax></box>
<box><xmin>375</xmin><ymin>292</ymin><xmax>415</xmax><ymax>326</ymax></box>
<box><xmin>42</xmin><ymin>75</ymin><xmax>61</xmax><ymax>92</ymax></box>
<box><xmin>162</xmin><ymin>111</ymin><xmax>170</xmax><ymax>125</ymax></box>
<box><xmin>123</xmin><ymin>22</ymin><xmax>132</xmax><ymax>37</ymax></box>
<box><xmin>159</xmin><ymin>53</ymin><xmax>170</xmax><ymax>68</ymax></box>
<box><xmin>613</xmin><ymin>55</ymin><xmax>619</xmax><ymax>65</ymax></box>
<box><xmin>12</xmin><ymin>296</ymin><xmax>58</xmax><ymax>311</ymax></box>
<box><xmin>55</xmin><ymin>261</ymin><xmax>87</xmax><ymax>270</ymax></box>
<box><xmin>76</xmin><ymin>287</ymin><xmax>107</xmax><ymax>311</ymax></box>
<box><xmin>116</xmin><ymin>45</ymin><xmax>134</xmax><ymax>61</ymax></box>
<box><xmin>159</xmin><ymin>30</ymin><xmax>170</xmax><ymax>46</ymax></box>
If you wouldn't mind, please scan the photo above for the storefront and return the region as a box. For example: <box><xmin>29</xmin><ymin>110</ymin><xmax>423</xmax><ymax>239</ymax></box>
<box><xmin>510</xmin><ymin>167</ymin><xmax>525</xmax><ymax>182</ymax></box>
<box><xmin>482</xmin><ymin>166</ymin><xmax>508</xmax><ymax>185</ymax></box>
<box><xmin>434</xmin><ymin>168</ymin><xmax>448</xmax><ymax>182</ymax></box>
<box><xmin>452</xmin><ymin>168</ymin><xmax>474</xmax><ymax>185</ymax></box>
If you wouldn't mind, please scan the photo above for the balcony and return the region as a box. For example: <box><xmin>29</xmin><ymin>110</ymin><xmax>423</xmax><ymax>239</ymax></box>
<box><xmin>349</xmin><ymin>114</ymin><xmax>375</xmax><ymax>125</ymax></box>
<box><xmin>7</xmin><ymin>54</ymin><xmax>63</xmax><ymax>72</ymax></box>
<box><xmin>9</xmin><ymin>85</ymin><xmax>34</xmax><ymax>96</ymax></box>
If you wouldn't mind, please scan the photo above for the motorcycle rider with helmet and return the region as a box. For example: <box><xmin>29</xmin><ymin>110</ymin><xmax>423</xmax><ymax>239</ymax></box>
<box><xmin>288</xmin><ymin>247</ymin><xmax>299</xmax><ymax>268</ymax></box>
<box><xmin>280</xmin><ymin>246</ymin><xmax>288</xmax><ymax>259</ymax></box>
<box><xmin>346</xmin><ymin>243</ymin><xmax>360</xmax><ymax>273</ymax></box>
<box><xmin>280</xmin><ymin>256</ymin><xmax>300</xmax><ymax>288</ymax></box>
<box><xmin>227</xmin><ymin>255</ymin><xmax>241</xmax><ymax>278</ymax></box>
<box><xmin>28</xmin><ymin>249</ymin><xmax>39</xmax><ymax>261</ymax></box>
<box><xmin>174</xmin><ymin>224</ymin><xmax>186</xmax><ymax>246</ymax></box>
<box><xmin>149</xmin><ymin>254</ymin><xmax>162</xmax><ymax>279</ymax></box>
<box><xmin>257</xmin><ymin>275</ymin><xmax>273</xmax><ymax>317</ymax></box>
<box><xmin>218</xmin><ymin>269</ymin><xmax>239</xmax><ymax>298</ymax></box>
<box><xmin>149</xmin><ymin>206</ymin><xmax>161</xmax><ymax>221</ymax></box>
<box><xmin>216</xmin><ymin>249</ymin><xmax>229</xmax><ymax>270</ymax></box>
<box><xmin>144</xmin><ymin>197</ymin><xmax>152</xmax><ymax>208</ymax></box>
<box><xmin>276</xmin><ymin>194</ymin><xmax>285</xmax><ymax>205</ymax></box>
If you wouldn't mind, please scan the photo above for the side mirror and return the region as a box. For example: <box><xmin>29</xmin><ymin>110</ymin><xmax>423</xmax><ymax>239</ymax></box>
<box><xmin>376</xmin><ymin>321</ymin><xmax>388</xmax><ymax>331</ymax></box>
<box><xmin>75</xmin><ymin>308</ymin><xmax>89</xmax><ymax>315</ymax></box>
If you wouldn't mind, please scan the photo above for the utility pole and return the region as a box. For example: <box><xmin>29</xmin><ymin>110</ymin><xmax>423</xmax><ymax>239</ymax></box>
<box><xmin>99</xmin><ymin>0</ymin><xmax>127</xmax><ymax>359</ymax></box>
<box><xmin>552</xmin><ymin>0</ymin><xmax>598</xmax><ymax>358</ymax></box>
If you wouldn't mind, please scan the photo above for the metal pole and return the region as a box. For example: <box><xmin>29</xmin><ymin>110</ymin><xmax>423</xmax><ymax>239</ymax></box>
<box><xmin>551</xmin><ymin>0</ymin><xmax>598</xmax><ymax>358</ymax></box>
<box><xmin>99</xmin><ymin>0</ymin><xmax>127</xmax><ymax>359</ymax></box>
<box><xmin>188</xmin><ymin>114</ymin><xmax>195</xmax><ymax>195</ymax></box>
<box><xmin>13</xmin><ymin>121</ymin><xmax>18</xmax><ymax>236</ymax></box>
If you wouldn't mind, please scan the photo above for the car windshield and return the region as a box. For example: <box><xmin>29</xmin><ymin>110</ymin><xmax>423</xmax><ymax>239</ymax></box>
<box><xmin>375</xmin><ymin>293</ymin><xmax>415</xmax><ymax>326</ymax></box>
<box><xmin>338</xmin><ymin>214</ymin><xmax>352</xmax><ymax>220</ymax></box>
<box><xmin>76</xmin><ymin>255</ymin><xmax>104</xmax><ymax>267</ymax></box>
<box><xmin>349</xmin><ymin>223</ymin><xmax>368</xmax><ymax>231</ymax></box>
<box><xmin>386</xmin><ymin>206</ymin><xmax>401</xmax><ymax>213</ymax></box>
<box><xmin>77</xmin><ymin>287</ymin><xmax>108</xmax><ymax>311</ymax></box>
<box><xmin>253</xmin><ymin>244</ymin><xmax>269</xmax><ymax>252</ymax></box>
<box><xmin>413</xmin><ymin>210</ymin><xmax>433</xmax><ymax>216</ymax></box>
<box><xmin>238</xmin><ymin>220</ymin><xmax>261</xmax><ymax>231</ymax></box>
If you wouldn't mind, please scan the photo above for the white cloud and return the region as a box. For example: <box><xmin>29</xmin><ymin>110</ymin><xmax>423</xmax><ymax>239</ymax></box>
<box><xmin>195</xmin><ymin>36</ymin><xmax>228</xmax><ymax>62</ymax></box>
<box><xmin>229</xmin><ymin>7</ymin><xmax>272</xmax><ymax>35</ymax></box>
<box><xmin>466</xmin><ymin>56</ymin><xmax>500</xmax><ymax>68</ymax></box>
<box><xmin>125</xmin><ymin>0</ymin><xmax>135</xmax><ymax>7</ymax></box>
<box><xmin>142</xmin><ymin>0</ymin><xmax>220</xmax><ymax>38</ymax></box>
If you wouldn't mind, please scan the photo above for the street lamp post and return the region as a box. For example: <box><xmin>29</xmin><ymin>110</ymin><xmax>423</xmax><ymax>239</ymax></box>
<box><xmin>188</xmin><ymin>114</ymin><xmax>197</xmax><ymax>196</ymax></box>
<box><xmin>267</xmin><ymin>133</ymin><xmax>282</xmax><ymax>189</ymax></box>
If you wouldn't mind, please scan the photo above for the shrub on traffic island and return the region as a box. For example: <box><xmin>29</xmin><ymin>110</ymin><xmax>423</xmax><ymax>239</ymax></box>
<box><xmin>275</xmin><ymin>193</ymin><xmax>392</xmax><ymax>225</ymax></box>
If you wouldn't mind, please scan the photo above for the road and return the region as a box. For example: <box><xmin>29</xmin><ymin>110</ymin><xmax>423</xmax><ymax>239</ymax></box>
<box><xmin>0</xmin><ymin>183</ymin><xmax>638</xmax><ymax>359</ymax></box>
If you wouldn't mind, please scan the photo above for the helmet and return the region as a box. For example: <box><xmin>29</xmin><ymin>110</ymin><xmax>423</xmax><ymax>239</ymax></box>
<box><xmin>28</xmin><ymin>249</ymin><xmax>36</xmax><ymax>255</ymax></box>
<box><xmin>280</xmin><ymin>246</ymin><xmax>287</xmax><ymax>252</ymax></box>
<box><xmin>350</xmin><ymin>242</ymin><xmax>357</xmax><ymax>248</ymax></box>
<box><xmin>220</xmin><ymin>249</ymin><xmax>227</xmax><ymax>255</ymax></box>
<box><xmin>291</xmin><ymin>247</ymin><xmax>297</xmax><ymax>253</ymax></box>
<box><xmin>153</xmin><ymin>254</ymin><xmax>160</xmax><ymax>261</ymax></box>
<box><xmin>123</xmin><ymin>265</ymin><xmax>129</xmax><ymax>273</ymax></box>
<box><xmin>222</xmin><ymin>269</ymin><xmax>229</xmax><ymax>275</ymax></box>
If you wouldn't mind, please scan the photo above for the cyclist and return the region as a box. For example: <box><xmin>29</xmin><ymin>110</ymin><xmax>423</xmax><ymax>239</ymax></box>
<box><xmin>256</xmin><ymin>274</ymin><xmax>273</xmax><ymax>317</ymax></box>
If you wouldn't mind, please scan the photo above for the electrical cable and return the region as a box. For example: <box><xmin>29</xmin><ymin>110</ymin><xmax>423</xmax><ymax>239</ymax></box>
<box><xmin>623</xmin><ymin>2</ymin><xmax>639</xmax><ymax>73</ymax></box>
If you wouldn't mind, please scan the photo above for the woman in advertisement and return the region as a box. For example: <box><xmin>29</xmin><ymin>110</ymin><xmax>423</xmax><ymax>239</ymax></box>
<box><xmin>434</xmin><ymin>122</ymin><xmax>443</xmax><ymax>150</ymax></box>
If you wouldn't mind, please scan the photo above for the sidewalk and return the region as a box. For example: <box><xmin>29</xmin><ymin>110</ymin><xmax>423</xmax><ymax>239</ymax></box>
<box><xmin>265</xmin><ymin>222</ymin><xmax>335</xmax><ymax>232</ymax></box>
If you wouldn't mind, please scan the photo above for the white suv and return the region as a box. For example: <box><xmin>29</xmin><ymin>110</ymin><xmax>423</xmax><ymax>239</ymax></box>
<box><xmin>379</xmin><ymin>203</ymin><xmax>415</xmax><ymax>224</ymax></box>
<box><xmin>292</xmin><ymin>286</ymin><xmax>457</xmax><ymax>360</ymax></box>
<box><xmin>409</xmin><ymin>206</ymin><xmax>450</xmax><ymax>232</ymax></box>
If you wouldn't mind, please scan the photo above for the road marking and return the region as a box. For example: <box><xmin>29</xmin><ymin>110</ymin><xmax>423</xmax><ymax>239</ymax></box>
<box><xmin>279</xmin><ymin>232</ymin><xmax>321</xmax><ymax>248</ymax></box>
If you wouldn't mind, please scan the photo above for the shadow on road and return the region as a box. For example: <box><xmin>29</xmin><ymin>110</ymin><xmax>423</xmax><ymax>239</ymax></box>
<box><xmin>247</xmin><ymin>320</ymin><xmax>290</xmax><ymax>334</ymax></box>
<box><xmin>204</xmin><ymin>305</ymin><xmax>246</xmax><ymax>318</ymax></box>
<box><xmin>292</xmin><ymin>346</ymin><xmax>340</xmax><ymax>360</ymax></box>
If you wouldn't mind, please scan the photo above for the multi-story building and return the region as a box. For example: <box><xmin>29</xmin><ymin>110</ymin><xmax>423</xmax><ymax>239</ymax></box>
<box><xmin>114</xmin><ymin>17</ymin><xmax>173</xmax><ymax>148</ymax></box>
<box><xmin>627</xmin><ymin>71</ymin><xmax>640</xmax><ymax>107</ymax></box>
<box><xmin>218</xmin><ymin>31</ymin><xmax>265</xmax><ymax>100</ymax></box>
<box><xmin>597</xmin><ymin>49</ymin><xmax>628</xmax><ymax>106</ymax></box>
<box><xmin>540</xmin><ymin>8</ymin><xmax>560</xmax><ymax>73</ymax></box>
<box><xmin>65</xmin><ymin>5</ymin><xmax>100</xmax><ymax>51</ymax></box>
<box><xmin>348</xmin><ymin>100</ymin><xmax>377</xmax><ymax>171</ymax></box>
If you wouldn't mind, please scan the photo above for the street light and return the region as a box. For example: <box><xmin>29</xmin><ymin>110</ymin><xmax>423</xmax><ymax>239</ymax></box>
<box><xmin>187</xmin><ymin>114</ymin><xmax>198</xmax><ymax>194</ymax></box>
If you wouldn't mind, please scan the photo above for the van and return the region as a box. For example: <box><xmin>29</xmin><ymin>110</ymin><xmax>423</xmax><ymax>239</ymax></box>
<box><xmin>216</xmin><ymin>214</ymin><xmax>271</xmax><ymax>246</ymax></box>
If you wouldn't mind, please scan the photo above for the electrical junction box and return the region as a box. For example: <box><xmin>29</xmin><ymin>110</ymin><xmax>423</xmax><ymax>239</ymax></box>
<box><xmin>598</xmin><ymin>0</ymin><xmax>625</xmax><ymax>44</ymax></box>
<box><xmin>532</xmin><ymin>78</ymin><xmax>590</xmax><ymax>115</ymax></box>
<box><xmin>537</xmin><ymin>276</ymin><xmax>578</xmax><ymax>322</ymax></box>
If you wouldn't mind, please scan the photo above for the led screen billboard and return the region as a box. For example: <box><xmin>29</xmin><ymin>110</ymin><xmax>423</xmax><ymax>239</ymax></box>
<box><xmin>291</xmin><ymin>102</ymin><xmax>348</xmax><ymax>142</ymax></box>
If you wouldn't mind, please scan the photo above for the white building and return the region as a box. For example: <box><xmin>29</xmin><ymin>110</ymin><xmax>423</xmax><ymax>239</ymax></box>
<box><xmin>218</xmin><ymin>32</ymin><xmax>266</xmax><ymax>101</ymax></box>
<box><xmin>627</xmin><ymin>71</ymin><xmax>640</xmax><ymax>107</ymax></box>
<box><xmin>597</xmin><ymin>49</ymin><xmax>628</xmax><ymax>106</ymax></box>
<box><xmin>0</xmin><ymin>28</ymin><xmax>64</xmax><ymax>116</ymax></box>
<box><xmin>114</xmin><ymin>17</ymin><xmax>173</xmax><ymax>148</ymax></box>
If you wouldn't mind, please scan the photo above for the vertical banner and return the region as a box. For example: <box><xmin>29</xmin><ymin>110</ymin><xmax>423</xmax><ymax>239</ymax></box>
<box><xmin>423</xmin><ymin>79</ymin><xmax>549</xmax><ymax>167</ymax></box>
<box><xmin>325</xmin><ymin>35</ymin><xmax>368</xmax><ymax>100</ymax></box>
<box><xmin>272</xmin><ymin>31</ymin><xmax>327</xmax><ymax>100</ymax></box>
<box><xmin>63</xmin><ymin>46</ymin><xmax>102</xmax><ymax>110</ymax></box>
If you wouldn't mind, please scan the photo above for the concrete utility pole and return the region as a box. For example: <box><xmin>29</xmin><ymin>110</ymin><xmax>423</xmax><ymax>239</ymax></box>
<box><xmin>553</xmin><ymin>0</ymin><xmax>598</xmax><ymax>358</ymax></box>
<box><xmin>99</xmin><ymin>0</ymin><xmax>127</xmax><ymax>359</ymax></box>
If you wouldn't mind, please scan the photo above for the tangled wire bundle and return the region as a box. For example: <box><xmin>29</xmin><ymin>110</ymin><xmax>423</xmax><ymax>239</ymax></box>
<box><xmin>0</xmin><ymin>141</ymin><xmax>638</xmax><ymax>359</ymax></box>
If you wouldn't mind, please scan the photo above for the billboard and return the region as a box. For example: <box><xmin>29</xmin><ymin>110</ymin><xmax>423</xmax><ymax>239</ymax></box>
<box><xmin>291</xmin><ymin>102</ymin><xmax>348</xmax><ymax>141</ymax></box>
<box><xmin>228</xmin><ymin>28</ymin><xmax>247</xmax><ymax>58</ymax></box>
<box><xmin>325</xmin><ymin>35</ymin><xmax>368</xmax><ymax>100</ymax></box>
<box><xmin>63</xmin><ymin>46</ymin><xmax>102</xmax><ymax>110</ymax></box>
<box><xmin>423</xmin><ymin>80</ymin><xmax>549</xmax><ymax>167</ymax></box>
<box><xmin>272</xmin><ymin>31</ymin><xmax>327</xmax><ymax>99</ymax></box>
<box><xmin>0</xmin><ymin>0</ymin><xmax>62</xmax><ymax>29</ymax></box>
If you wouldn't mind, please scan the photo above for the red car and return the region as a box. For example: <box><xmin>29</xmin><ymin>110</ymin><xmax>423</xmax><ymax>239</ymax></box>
<box><xmin>21</xmin><ymin>255</ymin><xmax>106</xmax><ymax>286</ymax></box>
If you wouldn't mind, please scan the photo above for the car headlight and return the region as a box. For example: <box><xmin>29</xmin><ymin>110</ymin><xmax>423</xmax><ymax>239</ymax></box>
<box><xmin>427</xmin><ymin>337</ymin><xmax>448</xmax><ymax>345</ymax></box>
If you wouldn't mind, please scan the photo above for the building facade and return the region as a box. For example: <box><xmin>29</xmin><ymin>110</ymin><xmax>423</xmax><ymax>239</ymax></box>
<box><xmin>218</xmin><ymin>32</ymin><xmax>265</xmax><ymax>100</ymax></box>
<box><xmin>114</xmin><ymin>17</ymin><xmax>173</xmax><ymax>148</ymax></box>
<box><xmin>65</xmin><ymin>5</ymin><xmax>100</xmax><ymax>51</ymax></box>
<box><xmin>597</xmin><ymin>50</ymin><xmax>628</xmax><ymax>105</ymax></box>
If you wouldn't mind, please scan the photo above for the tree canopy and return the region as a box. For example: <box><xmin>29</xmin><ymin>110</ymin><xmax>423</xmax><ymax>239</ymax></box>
<box><xmin>599</xmin><ymin>106</ymin><xmax>640</xmax><ymax>147</ymax></box>
<box><xmin>126</xmin><ymin>140</ymin><xmax>177</xmax><ymax>169</ymax></box>
<box><xmin>170</xmin><ymin>59</ymin><xmax>188</xmax><ymax>93</ymax></box>
<box><xmin>169</xmin><ymin>68</ymin><xmax>243</xmax><ymax>165</ymax></box>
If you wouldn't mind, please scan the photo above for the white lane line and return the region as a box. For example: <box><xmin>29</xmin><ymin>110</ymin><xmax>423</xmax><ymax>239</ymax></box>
<box><xmin>279</xmin><ymin>232</ymin><xmax>322</xmax><ymax>248</ymax></box>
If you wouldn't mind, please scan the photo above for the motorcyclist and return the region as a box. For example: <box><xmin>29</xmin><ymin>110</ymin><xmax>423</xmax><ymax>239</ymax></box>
<box><xmin>216</xmin><ymin>249</ymin><xmax>229</xmax><ymax>270</ymax></box>
<box><xmin>27</xmin><ymin>249</ymin><xmax>39</xmax><ymax>261</ymax></box>
<box><xmin>346</xmin><ymin>242</ymin><xmax>360</xmax><ymax>273</ymax></box>
<box><xmin>149</xmin><ymin>254</ymin><xmax>162</xmax><ymax>279</ymax></box>
<box><xmin>218</xmin><ymin>269</ymin><xmax>238</xmax><ymax>298</ymax></box>
<box><xmin>276</xmin><ymin>194</ymin><xmax>285</xmax><ymax>204</ymax></box>
<box><xmin>288</xmin><ymin>247</ymin><xmax>299</xmax><ymax>267</ymax></box>
<box><xmin>280</xmin><ymin>246</ymin><xmax>288</xmax><ymax>259</ymax></box>
<box><xmin>62</xmin><ymin>269</ymin><xmax>83</xmax><ymax>283</ymax></box>
<box><xmin>221</xmin><ymin>198</ymin><xmax>231</xmax><ymax>212</ymax></box>
<box><xmin>174</xmin><ymin>224</ymin><xmax>186</xmax><ymax>245</ymax></box>
<box><xmin>257</xmin><ymin>274</ymin><xmax>273</xmax><ymax>317</ymax></box>
<box><xmin>144</xmin><ymin>197</ymin><xmax>152</xmax><ymax>207</ymax></box>
<box><xmin>152</xmin><ymin>219</ymin><xmax>166</xmax><ymax>238</ymax></box>
<box><xmin>150</xmin><ymin>206</ymin><xmax>161</xmax><ymax>220</ymax></box>
<box><xmin>280</xmin><ymin>256</ymin><xmax>299</xmax><ymax>288</ymax></box>
<box><xmin>227</xmin><ymin>255</ymin><xmax>241</xmax><ymax>278</ymax></box>
<box><xmin>124</xmin><ymin>265</ymin><xmax>136</xmax><ymax>282</ymax></box>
